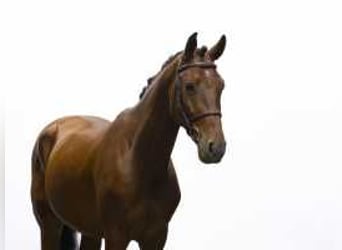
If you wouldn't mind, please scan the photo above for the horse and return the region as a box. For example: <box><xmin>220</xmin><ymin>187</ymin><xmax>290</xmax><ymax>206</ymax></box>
<box><xmin>31</xmin><ymin>32</ymin><xmax>227</xmax><ymax>250</ymax></box>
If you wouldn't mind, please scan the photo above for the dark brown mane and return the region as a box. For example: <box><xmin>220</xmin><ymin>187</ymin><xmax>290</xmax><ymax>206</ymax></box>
<box><xmin>139</xmin><ymin>51</ymin><xmax>182</xmax><ymax>99</ymax></box>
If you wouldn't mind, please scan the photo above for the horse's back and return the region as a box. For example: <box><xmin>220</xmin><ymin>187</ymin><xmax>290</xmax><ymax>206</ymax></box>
<box><xmin>52</xmin><ymin>115</ymin><xmax>110</xmax><ymax>141</ymax></box>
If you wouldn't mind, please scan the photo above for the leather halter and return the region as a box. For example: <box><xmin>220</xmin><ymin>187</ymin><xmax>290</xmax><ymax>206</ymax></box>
<box><xmin>175</xmin><ymin>62</ymin><xmax>222</xmax><ymax>142</ymax></box>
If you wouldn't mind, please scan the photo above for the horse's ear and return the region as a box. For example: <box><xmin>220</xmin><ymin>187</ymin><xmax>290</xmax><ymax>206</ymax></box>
<box><xmin>207</xmin><ymin>35</ymin><xmax>226</xmax><ymax>61</ymax></box>
<box><xmin>182</xmin><ymin>32</ymin><xmax>198</xmax><ymax>63</ymax></box>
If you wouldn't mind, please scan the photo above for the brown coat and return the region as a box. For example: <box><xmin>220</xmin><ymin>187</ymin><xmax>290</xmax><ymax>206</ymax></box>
<box><xmin>31</xmin><ymin>33</ymin><xmax>226</xmax><ymax>250</ymax></box>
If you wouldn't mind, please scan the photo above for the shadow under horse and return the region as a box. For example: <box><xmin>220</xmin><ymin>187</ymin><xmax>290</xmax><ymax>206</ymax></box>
<box><xmin>31</xmin><ymin>33</ymin><xmax>227</xmax><ymax>250</ymax></box>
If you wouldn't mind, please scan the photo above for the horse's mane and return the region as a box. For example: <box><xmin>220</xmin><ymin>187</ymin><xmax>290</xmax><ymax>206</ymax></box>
<box><xmin>139</xmin><ymin>51</ymin><xmax>182</xmax><ymax>99</ymax></box>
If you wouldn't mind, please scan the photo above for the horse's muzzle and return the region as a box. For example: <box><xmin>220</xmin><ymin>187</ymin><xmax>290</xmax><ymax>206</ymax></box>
<box><xmin>198</xmin><ymin>139</ymin><xmax>226</xmax><ymax>164</ymax></box>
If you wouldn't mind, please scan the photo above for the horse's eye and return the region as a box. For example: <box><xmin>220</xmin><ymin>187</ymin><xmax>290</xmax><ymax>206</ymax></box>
<box><xmin>185</xmin><ymin>82</ymin><xmax>196</xmax><ymax>95</ymax></box>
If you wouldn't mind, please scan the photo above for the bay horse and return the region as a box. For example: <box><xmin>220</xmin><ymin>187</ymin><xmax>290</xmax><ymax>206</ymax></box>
<box><xmin>31</xmin><ymin>33</ymin><xmax>227</xmax><ymax>250</ymax></box>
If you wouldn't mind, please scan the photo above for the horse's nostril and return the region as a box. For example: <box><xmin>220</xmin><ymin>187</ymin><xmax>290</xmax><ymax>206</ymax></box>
<box><xmin>208</xmin><ymin>141</ymin><xmax>215</xmax><ymax>154</ymax></box>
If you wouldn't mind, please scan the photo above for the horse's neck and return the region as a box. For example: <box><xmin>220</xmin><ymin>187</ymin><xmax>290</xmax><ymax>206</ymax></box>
<box><xmin>132</xmin><ymin>60</ymin><xmax>180</xmax><ymax>178</ymax></box>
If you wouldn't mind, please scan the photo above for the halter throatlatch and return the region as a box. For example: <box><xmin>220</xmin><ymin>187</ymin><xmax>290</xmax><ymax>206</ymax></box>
<box><xmin>174</xmin><ymin>62</ymin><xmax>222</xmax><ymax>142</ymax></box>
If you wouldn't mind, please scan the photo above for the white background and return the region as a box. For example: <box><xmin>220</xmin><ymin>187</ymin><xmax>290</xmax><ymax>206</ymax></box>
<box><xmin>3</xmin><ymin>0</ymin><xmax>342</xmax><ymax>249</ymax></box>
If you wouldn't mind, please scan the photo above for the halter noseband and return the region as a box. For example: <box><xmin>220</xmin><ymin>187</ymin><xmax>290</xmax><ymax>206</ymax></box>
<box><xmin>175</xmin><ymin>62</ymin><xmax>222</xmax><ymax>142</ymax></box>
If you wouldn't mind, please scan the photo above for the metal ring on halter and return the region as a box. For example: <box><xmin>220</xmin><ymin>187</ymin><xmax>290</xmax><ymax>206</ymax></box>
<box><xmin>175</xmin><ymin>62</ymin><xmax>222</xmax><ymax>142</ymax></box>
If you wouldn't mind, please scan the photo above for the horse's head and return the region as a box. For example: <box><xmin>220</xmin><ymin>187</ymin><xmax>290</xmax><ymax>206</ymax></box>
<box><xmin>171</xmin><ymin>33</ymin><xmax>227</xmax><ymax>164</ymax></box>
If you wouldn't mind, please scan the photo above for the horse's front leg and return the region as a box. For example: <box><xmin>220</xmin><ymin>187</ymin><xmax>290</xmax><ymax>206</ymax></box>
<box><xmin>138</xmin><ymin>225</ymin><xmax>168</xmax><ymax>250</ymax></box>
<box><xmin>80</xmin><ymin>235</ymin><xmax>102</xmax><ymax>250</ymax></box>
<box><xmin>104</xmin><ymin>227</ymin><xmax>130</xmax><ymax>250</ymax></box>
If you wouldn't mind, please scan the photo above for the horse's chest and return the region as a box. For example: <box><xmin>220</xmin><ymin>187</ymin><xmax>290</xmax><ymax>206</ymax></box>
<box><xmin>131</xmin><ymin>193</ymin><xmax>173</xmax><ymax>222</ymax></box>
<box><xmin>128</xmin><ymin>198</ymin><xmax>171</xmax><ymax>237</ymax></box>
<box><xmin>127</xmin><ymin>187</ymin><xmax>179</xmax><ymax>237</ymax></box>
